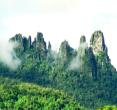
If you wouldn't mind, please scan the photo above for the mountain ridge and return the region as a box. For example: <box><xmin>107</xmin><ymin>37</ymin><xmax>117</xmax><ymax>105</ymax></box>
<box><xmin>0</xmin><ymin>30</ymin><xmax>117</xmax><ymax>109</ymax></box>
<box><xmin>9</xmin><ymin>30</ymin><xmax>115</xmax><ymax>79</ymax></box>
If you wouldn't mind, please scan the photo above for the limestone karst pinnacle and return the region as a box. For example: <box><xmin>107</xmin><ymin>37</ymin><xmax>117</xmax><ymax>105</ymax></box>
<box><xmin>59</xmin><ymin>40</ymin><xmax>72</xmax><ymax>58</ymax></box>
<box><xmin>9</xmin><ymin>30</ymin><xmax>112</xmax><ymax>79</ymax></box>
<box><xmin>90</xmin><ymin>31</ymin><xmax>107</xmax><ymax>54</ymax></box>
<box><xmin>80</xmin><ymin>35</ymin><xmax>86</xmax><ymax>44</ymax></box>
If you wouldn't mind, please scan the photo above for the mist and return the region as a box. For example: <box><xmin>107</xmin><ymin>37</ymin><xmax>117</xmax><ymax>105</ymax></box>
<box><xmin>68</xmin><ymin>42</ymin><xmax>88</xmax><ymax>70</ymax></box>
<box><xmin>0</xmin><ymin>40</ymin><xmax>21</xmax><ymax>70</ymax></box>
<box><xmin>68</xmin><ymin>55</ymin><xmax>82</xmax><ymax>70</ymax></box>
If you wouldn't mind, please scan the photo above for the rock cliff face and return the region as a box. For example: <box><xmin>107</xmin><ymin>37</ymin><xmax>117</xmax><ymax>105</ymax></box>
<box><xmin>48</xmin><ymin>41</ymin><xmax>51</xmax><ymax>52</ymax></box>
<box><xmin>77</xmin><ymin>36</ymin><xmax>97</xmax><ymax>79</ymax></box>
<box><xmin>90</xmin><ymin>31</ymin><xmax>112</xmax><ymax>79</ymax></box>
<box><xmin>28</xmin><ymin>36</ymin><xmax>32</xmax><ymax>49</ymax></box>
<box><xmin>90</xmin><ymin>31</ymin><xmax>110</xmax><ymax>69</ymax></box>
<box><xmin>90</xmin><ymin>31</ymin><xmax>107</xmax><ymax>54</ymax></box>
<box><xmin>9</xmin><ymin>31</ymin><xmax>115</xmax><ymax>80</ymax></box>
<box><xmin>6</xmin><ymin>31</ymin><xmax>117</xmax><ymax>109</ymax></box>
<box><xmin>9</xmin><ymin>34</ymin><xmax>24</xmax><ymax>53</ymax></box>
<box><xmin>10</xmin><ymin>32</ymin><xmax>47</xmax><ymax>61</ymax></box>
<box><xmin>78</xmin><ymin>36</ymin><xmax>88</xmax><ymax>57</ymax></box>
<box><xmin>59</xmin><ymin>40</ymin><xmax>74</xmax><ymax>61</ymax></box>
<box><xmin>34</xmin><ymin>32</ymin><xmax>47</xmax><ymax>61</ymax></box>
<box><xmin>80</xmin><ymin>35</ymin><xmax>86</xmax><ymax>44</ymax></box>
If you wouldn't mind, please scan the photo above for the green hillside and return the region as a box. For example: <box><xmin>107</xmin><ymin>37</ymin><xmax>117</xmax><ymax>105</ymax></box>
<box><xmin>0</xmin><ymin>31</ymin><xmax>117</xmax><ymax>109</ymax></box>
<box><xmin>0</xmin><ymin>77</ymin><xmax>84</xmax><ymax>110</ymax></box>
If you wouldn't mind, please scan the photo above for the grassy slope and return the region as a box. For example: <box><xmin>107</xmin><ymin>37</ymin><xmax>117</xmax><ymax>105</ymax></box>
<box><xmin>0</xmin><ymin>77</ymin><xmax>84</xmax><ymax>110</ymax></box>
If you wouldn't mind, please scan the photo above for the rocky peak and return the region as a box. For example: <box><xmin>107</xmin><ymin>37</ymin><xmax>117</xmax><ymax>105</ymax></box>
<box><xmin>59</xmin><ymin>40</ymin><xmax>74</xmax><ymax>60</ymax></box>
<box><xmin>34</xmin><ymin>32</ymin><xmax>47</xmax><ymax>60</ymax></box>
<box><xmin>35</xmin><ymin>32</ymin><xmax>46</xmax><ymax>51</ymax></box>
<box><xmin>22</xmin><ymin>37</ymin><xmax>28</xmax><ymax>51</ymax></box>
<box><xmin>78</xmin><ymin>36</ymin><xmax>88</xmax><ymax>57</ymax></box>
<box><xmin>10</xmin><ymin>32</ymin><xmax>47</xmax><ymax>60</ymax></box>
<box><xmin>48</xmin><ymin>41</ymin><xmax>51</xmax><ymax>52</ymax></box>
<box><xmin>22</xmin><ymin>36</ymin><xmax>32</xmax><ymax>50</ymax></box>
<box><xmin>80</xmin><ymin>35</ymin><xmax>86</xmax><ymax>44</ymax></box>
<box><xmin>10</xmin><ymin>34</ymin><xmax>32</xmax><ymax>52</ymax></box>
<box><xmin>36</xmin><ymin>32</ymin><xmax>44</xmax><ymax>42</ymax></box>
<box><xmin>9</xmin><ymin>34</ymin><xmax>24</xmax><ymax>53</ymax></box>
<box><xmin>28</xmin><ymin>36</ymin><xmax>32</xmax><ymax>49</ymax></box>
<box><xmin>78</xmin><ymin>36</ymin><xmax>97</xmax><ymax>79</ymax></box>
<box><xmin>90</xmin><ymin>31</ymin><xmax>106</xmax><ymax>54</ymax></box>
<box><xmin>10</xmin><ymin>34</ymin><xmax>22</xmax><ymax>43</ymax></box>
<box><xmin>90</xmin><ymin>31</ymin><xmax>110</xmax><ymax>74</ymax></box>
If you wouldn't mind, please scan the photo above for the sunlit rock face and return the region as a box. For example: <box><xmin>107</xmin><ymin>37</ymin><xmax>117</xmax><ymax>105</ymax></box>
<box><xmin>90</xmin><ymin>31</ymin><xmax>112</xmax><ymax>79</ymax></box>
<box><xmin>90</xmin><ymin>31</ymin><xmax>110</xmax><ymax>62</ymax></box>
<box><xmin>90</xmin><ymin>31</ymin><xmax>107</xmax><ymax>54</ymax></box>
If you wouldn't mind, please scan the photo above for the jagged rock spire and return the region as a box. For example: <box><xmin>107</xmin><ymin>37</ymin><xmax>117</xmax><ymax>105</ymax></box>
<box><xmin>48</xmin><ymin>41</ymin><xmax>51</xmax><ymax>52</ymax></box>
<box><xmin>90</xmin><ymin>31</ymin><xmax>107</xmax><ymax>54</ymax></box>
<box><xmin>9</xmin><ymin>33</ymin><xmax>22</xmax><ymax>43</ymax></box>
<box><xmin>9</xmin><ymin>34</ymin><xmax>24</xmax><ymax>53</ymax></box>
<box><xmin>59</xmin><ymin>40</ymin><xmax>71</xmax><ymax>58</ymax></box>
<box><xmin>35</xmin><ymin>32</ymin><xmax>47</xmax><ymax>60</ymax></box>
<box><xmin>80</xmin><ymin>35</ymin><xmax>86</xmax><ymax>44</ymax></box>
<box><xmin>78</xmin><ymin>36</ymin><xmax>88</xmax><ymax>57</ymax></box>
<box><xmin>36</xmin><ymin>32</ymin><xmax>44</xmax><ymax>42</ymax></box>
<box><xmin>36</xmin><ymin>32</ymin><xmax>46</xmax><ymax>50</ymax></box>
<box><xmin>28</xmin><ymin>36</ymin><xmax>32</xmax><ymax>49</ymax></box>
<box><xmin>22</xmin><ymin>37</ymin><xmax>28</xmax><ymax>51</ymax></box>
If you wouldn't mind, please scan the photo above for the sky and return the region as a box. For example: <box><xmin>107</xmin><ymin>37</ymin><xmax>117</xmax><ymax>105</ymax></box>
<box><xmin>0</xmin><ymin>0</ymin><xmax>117</xmax><ymax>68</ymax></box>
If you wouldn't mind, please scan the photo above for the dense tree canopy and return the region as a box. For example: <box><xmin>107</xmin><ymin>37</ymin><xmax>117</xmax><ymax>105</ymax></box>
<box><xmin>0</xmin><ymin>31</ymin><xmax>117</xmax><ymax>109</ymax></box>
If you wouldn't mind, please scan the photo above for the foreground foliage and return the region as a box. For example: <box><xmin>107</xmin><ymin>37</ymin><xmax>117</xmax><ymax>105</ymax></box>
<box><xmin>98</xmin><ymin>105</ymin><xmax>117</xmax><ymax>110</ymax></box>
<box><xmin>0</xmin><ymin>31</ymin><xmax>117</xmax><ymax>109</ymax></box>
<box><xmin>0</xmin><ymin>77</ymin><xmax>83</xmax><ymax>110</ymax></box>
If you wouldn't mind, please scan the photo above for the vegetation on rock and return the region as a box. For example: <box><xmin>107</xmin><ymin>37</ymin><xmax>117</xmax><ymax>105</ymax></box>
<box><xmin>0</xmin><ymin>30</ymin><xmax>117</xmax><ymax>109</ymax></box>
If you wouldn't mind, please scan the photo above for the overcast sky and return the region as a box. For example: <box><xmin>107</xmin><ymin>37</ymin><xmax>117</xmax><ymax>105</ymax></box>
<box><xmin>0</xmin><ymin>0</ymin><xmax>117</xmax><ymax>68</ymax></box>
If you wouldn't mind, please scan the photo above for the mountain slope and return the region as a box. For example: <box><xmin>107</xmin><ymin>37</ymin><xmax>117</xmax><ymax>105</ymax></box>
<box><xmin>0</xmin><ymin>30</ymin><xmax>117</xmax><ymax>109</ymax></box>
<box><xmin>0</xmin><ymin>77</ymin><xmax>84</xmax><ymax>110</ymax></box>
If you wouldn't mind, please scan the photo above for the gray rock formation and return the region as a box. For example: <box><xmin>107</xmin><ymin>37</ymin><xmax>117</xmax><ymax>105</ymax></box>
<box><xmin>90</xmin><ymin>31</ymin><xmax>107</xmax><ymax>54</ymax></box>
<box><xmin>10</xmin><ymin>34</ymin><xmax>24</xmax><ymax>53</ymax></box>
<box><xmin>35</xmin><ymin>32</ymin><xmax>47</xmax><ymax>61</ymax></box>
<box><xmin>22</xmin><ymin>37</ymin><xmax>28</xmax><ymax>51</ymax></box>
<box><xmin>77</xmin><ymin>36</ymin><xmax>97</xmax><ymax>79</ymax></box>
<box><xmin>90</xmin><ymin>31</ymin><xmax>111</xmax><ymax>78</ymax></box>
<box><xmin>10</xmin><ymin>32</ymin><xmax>47</xmax><ymax>61</ymax></box>
<box><xmin>90</xmin><ymin>30</ymin><xmax>110</xmax><ymax>63</ymax></box>
<box><xmin>78</xmin><ymin>36</ymin><xmax>88</xmax><ymax>57</ymax></box>
<box><xmin>80</xmin><ymin>35</ymin><xmax>86</xmax><ymax>44</ymax></box>
<box><xmin>28</xmin><ymin>36</ymin><xmax>32</xmax><ymax>49</ymax></box>
<box><xmin>48</xmin><ymin>41</ymin><xmax>51</xmax><ymax>53</ymax></box>
<box><xmin>59</xmin><ymin>40</ymin><xmax>74</xmax><ymax>59</ymax></box>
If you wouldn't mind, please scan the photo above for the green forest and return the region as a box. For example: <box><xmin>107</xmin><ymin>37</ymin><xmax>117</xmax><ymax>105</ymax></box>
<box><xmin>0</xmin><ymin>31</ymin><xmax>117</xmax><ymax>110</ymax></box>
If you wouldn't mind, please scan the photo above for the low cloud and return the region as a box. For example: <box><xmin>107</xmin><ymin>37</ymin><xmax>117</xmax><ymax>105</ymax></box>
<box><xmin>68</xmin><ymin>42</ymin><xmax>88</xmax><ymax>70</ymax></box>
<box><xmin>68</xmin><ymin>55</ymin><xmax>82</xmax><ymax>70</ymax></box>
<box><xmin>0</xmin><ymin>40</ymin><xmax>21</xmax><ymax>70</ymax></box>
